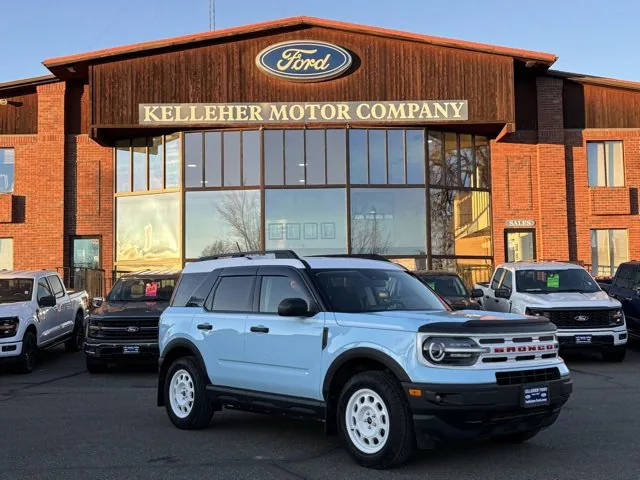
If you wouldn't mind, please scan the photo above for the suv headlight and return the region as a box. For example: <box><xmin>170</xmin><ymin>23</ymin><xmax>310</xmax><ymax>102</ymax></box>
<box><xmin>0</xmin><ymin>317</ymin><xmax>19</xmax><ymax>338</ymax></box>
<box><xmin>610</xmin><ymin>309</ymin><xmax>624</xmax><ymax>325</ymax></box>
<box><xmin>421</xmin><ymin>336</ymin><xmax>487</xmax><ymax>366</ymax></box>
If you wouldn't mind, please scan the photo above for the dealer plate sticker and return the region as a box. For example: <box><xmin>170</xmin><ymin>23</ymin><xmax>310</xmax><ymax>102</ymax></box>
<box><xmin>123</xmin><ymin>345</ymin><xmax>140</xmax><ymax>354</ymax></box>
<box><xmin>575</xmin><ymin>335</ymin><xmax>592</xmax><ymax>344</ymax></box>
<box><xmin>522</xmin><ymin>385</ymin><xmax>550</xmax><ymax>408</ymax></box>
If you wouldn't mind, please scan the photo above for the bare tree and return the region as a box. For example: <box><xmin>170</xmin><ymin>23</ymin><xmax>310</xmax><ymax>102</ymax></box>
<box><xmin>351</xmin><ymin>207</ymin><xmax>392</xmax><ymax>254</ymax></box>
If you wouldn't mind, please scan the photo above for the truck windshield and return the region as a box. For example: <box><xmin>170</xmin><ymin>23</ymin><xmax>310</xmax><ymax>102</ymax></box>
<box><xmin>312</xmin><ymin>269</ymin><xmax>447</xmax><ymax>313</ymax></box>
<box><xmin>0</xmin><ymin>279</ymin><xmax>34</xmax><ymax>304</ymax></box>
<box><xmin>420</xmin><ymin>275</ymin><xmax>469</xmax><ymax>297</ymax></box>
<box><xmin>108</xmin><ymin>278</ymin><xmax>177</xmax><ymax>302</ymax></box>
<box><xmin>515</xmin><ymin>269</ymin><xmax>600</xmax><ymax>294</ymax></box>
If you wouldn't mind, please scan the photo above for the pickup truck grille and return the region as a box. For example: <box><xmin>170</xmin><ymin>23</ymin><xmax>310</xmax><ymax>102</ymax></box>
<box><xmin>88</xmin><ymin>319</ymin><xmax>159</xmax><ymax>341</ymax></box>
<box><xmin>530</xmin><ymin>309</ymin><xmax>618</xmax><ymax>329</ymax></box>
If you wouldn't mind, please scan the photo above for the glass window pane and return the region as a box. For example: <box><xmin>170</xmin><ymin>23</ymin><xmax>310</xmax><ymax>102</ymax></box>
<box><xmin>350</xmin><ymin>188</ymin><xmax>426</xmax><ymax>255</ymax></box>
<box><xmin>285</xmin><ymin>130</ymin><xmax>305</xmax><ymax>185</ymax></box>
<box><xmin>431</xmin><ymin>258</ymin><xmax>493</xmax><ymax>288</ymax></box>
<box><xmin>264</xmin><ymin>130</ymin><xmax>284</xmax><ymax>185</ymax></box>
<box><xmin>185</xmin><ymin>133</ymin><xmax>203</xmax><ymax>188</ymax></box>
<box><xmin>204</xmin><ymin>131</ymin><xmax>222</xmax><ymax>188</ymax></box>
<box><xmin>306</xmin><ymin>130</ymin><xmax>326</xmax><ymax>185</ymax></box>
<box><xmin>115</xmin><ymin>140</ymin><xmax>130</xmax><ymax>193</ymax></box>
<box><xmin>212</xmin><ymin>276</ymin><xmax>255</xmax><ymax>312</ymax></box>
<box><xmin>607</xmin><ymin>141</ymin><xmax>624</xmax><ymax>186</ymax></box>
<box><xmin>72</xmin><ymin>238</ymin><xmax>100</xmax><ymax>269</ymax></box>
<box><xmin>242</xmin><ymin>130</ymin><xmax>260</xmax><ymax>186</ymax></box>
<box><xmin>387</xmin><ymin>130</ymin><xmax>404</xmax><ymax>184</ymax></box>
<box><xmin>0</xmin><ymin>238</ymin><xmax>13</xmax><ymax>270</ymax></box>
<box><xmin>611</xmin><ymin>229</ymin><xmax>628</xmax><ymax>275</ymax></box>
<box><xmin>326</xmin><ymin>129</ymin><xmax>346</xmax><ymax>184</ymax></box>
<box><xmin>266</xmin><ymin>189</ymin><xmax>347</xmax><ymax>256</ymax></box>
<box><xmin>0</xmin><ymin>149</ymin><xmax>15</xmax><ymax>193</ymax></box>
<box><xmin>260</xmin><ymin>276</ymin><xmax>311</xmax><ymax>313</ymax></box>
<box><xmin>406</xmin><ymin>129</ymin><xmax>425</xmax><ymax>184</ymax></box>
<box><xmin>368</xmin><ymin>130</ymin><xmax>386</xmax><ymax>184</ymax></box>
<box><xmin>444</xmin><ymin>132</ymin><xmax>459</xmax><ymax>186</ymax></box>
<box><xmin>428</xmin><ymin>131</ymin><xmax>443</xmax><ymax>185</ymax></box>
<box><xmin>223</xmin><ymin>132</ymin><xmax>241</xmax><ymax>186</ymax></box>
<box><xmin>474</xmin><ymin>136</ymin><xmax>490</xmax><ymax>188</ymax></box>
<box><xmin>587</xmin><ymin>142</ymin><xmax>605</xmax><ymax>186</ymax></box>
<box><xmin>430</xmin><ymin>189</ymin><xmax>492</xmax><ymax>256</ymax></box>
<box><xmin>459</xmin><ymin>134</ymin><xmax>473</xmax><ymax>188</ymax></box>
<box><xmin>349</xmin><ymin>129</ymin><xmax>367</xmax><ymax>184</ymax></box>
<box><xmin>506</xmin><ymin>231</ymin><xmax>535</xmax><ymax>262</ymax></box>
<box><xmin>132</xmin><ymin>138</ymin><xmax>147</xmax><ymax>192</ymax></box>
<box><xmin>116</xmin><ymin>193</ymin><xmax>180</xmax><ymax>262</ymax></box>
<box><xmin>148</xmin><ymin>137</ymin><xmax>163</xmax><ymax>191</ymax></box>
<box><xmin>185</xmin><ymin>190</ymin><xmax>260</xmax><ymax>258</ymax></box>
<box><xmin>164</xmin><ymin>133</ymin><xmax>180</xmax><ymax>188</ymax></box>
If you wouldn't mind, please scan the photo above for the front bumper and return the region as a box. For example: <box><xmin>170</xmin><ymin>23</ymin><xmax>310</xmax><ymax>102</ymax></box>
<box><xmin>402</xmin><ymin>375</ymin><xmax>572</xmax><ymax>449</ymax></box>
<box><xmin>557</xmin><ymin>326</ymin><xmax>627</xmax><ymax>348</ymax></box>
<box><xmin>85</xmin><ymin>340</ymin><xmax>159</xmax><ymax>360</ymax></box>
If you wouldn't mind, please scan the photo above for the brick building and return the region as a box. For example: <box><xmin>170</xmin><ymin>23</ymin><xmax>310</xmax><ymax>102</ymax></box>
<box><xmin>1</xmin><ymin>17</ymin><xmax>639</xmax><ymax>290</ymax></box>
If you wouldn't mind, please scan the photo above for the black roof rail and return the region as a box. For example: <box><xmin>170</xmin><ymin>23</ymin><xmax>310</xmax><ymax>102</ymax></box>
<box><xmin>196</xmin><ymin>250</ymin><xmax>302</xmax><ymax>262</ymax></box>
<box><xmin>310</xmin><ymin>253</ymin><xmax>394</xmax><ymax>263</ymax></box>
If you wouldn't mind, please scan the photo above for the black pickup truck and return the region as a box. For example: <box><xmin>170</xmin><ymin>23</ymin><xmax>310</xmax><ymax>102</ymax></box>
<box><xmin>413</xmin><ymin>270</ymin><xmax>483</xmax><ymax>310</ymax></box>
<box><xmin>84</xmin><ymin>270</ymin><xmax>179</xmax><ymax>373</ymax></box>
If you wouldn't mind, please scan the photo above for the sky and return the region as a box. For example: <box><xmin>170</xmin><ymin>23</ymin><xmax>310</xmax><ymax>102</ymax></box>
<box><xmin>1</xmin><ymin>0</ymin><xmax>638</xmax><ymax>84</ymax></box>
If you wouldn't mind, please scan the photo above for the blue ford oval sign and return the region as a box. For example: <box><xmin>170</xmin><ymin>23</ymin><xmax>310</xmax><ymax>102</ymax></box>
<box><xmin>256</xmin><ymin>40</ymin><xmax>352</xmax><ymax>82</ymax></box>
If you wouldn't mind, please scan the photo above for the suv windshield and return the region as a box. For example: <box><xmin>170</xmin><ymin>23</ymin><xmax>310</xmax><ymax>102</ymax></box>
<box><xmin>0</xmin><ymin>279</ymin><xmax>34</xmax><ymax>304</ymax></box>
<box><xmin>108</xmin><ymin>278</ymin><xmax>177</xmax><ymax>302</ymax></box>
<box><xmin>313</xmin><ymin>269</ymin><xmax>446</xmax><ymax>313</ymax></box>
<box><xmin>516</xmin><ymin>269</ymin><xmax>600</xmax><ymax>294</ymax></box>
<box><xmin>420</xmin><ymin>275</ymin><xmax>469</xmax><ymax>297</ymax></box>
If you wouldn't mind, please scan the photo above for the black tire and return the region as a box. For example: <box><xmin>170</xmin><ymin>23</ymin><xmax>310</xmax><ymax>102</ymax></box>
<box><xmin>17</xmin><ymin>330</ymin><xmax>37</xmax><ymax>374</ymax></box>
<box><xmin>493</xmin><ymin>428</ymin><xmax>541</xmax><ymax>443</ymax></box>
<box><xmin>86</xmin><ymin>357</ymin><xmax>107</xmax><ymax>373</ymax></box>
<box><xmin>164</xmin><ymin>356</ymin><xmax>214</xmax><ymax>430</ymax></box>
<box><xmin>65</xmin><ymin>313</ymin><xmax>85</xmax><ymax>353</ymax></box>
<box><xmin>602</xmin><ymin>346</ymin><xmax>626</xmax><ymax>362</ymax></box>
<box><xmin>337</xmin><ymin>371</ymin><xmax>415</xmax><ymax>469</ymax></box>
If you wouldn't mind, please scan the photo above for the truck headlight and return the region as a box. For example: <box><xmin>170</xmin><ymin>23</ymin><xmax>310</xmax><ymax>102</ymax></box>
<box><xmin>421</xmin><ymin>336</ymin><xmax>487</xmax><ymax>366</ymax></box>
<box><xmin>525</xmin><ymin>308</ymin><xmax>549</xmax><ymax>319</ymax></box>
<box><xmin>0</xmin><ymin>317</ymin><xmax>19</xmax><ymax>338</ymax></box>
<box><xmin>610</xmin><ymin>309</ymin><xmax>624</xmax><ymax>325</ymax></box>
<box><xmin>87</xmin><ymin>319</ymin><xmax>102</xmax><ymax>337</ymax></box>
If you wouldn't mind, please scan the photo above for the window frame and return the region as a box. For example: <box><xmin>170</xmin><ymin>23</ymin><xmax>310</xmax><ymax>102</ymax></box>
<box><xmin>36</xmin><ymin>277</ymin><xmax>54</xmax><ymax>303</ymax></box>
<box><xmin>47</xmin><ymin>275</ymin><xmax>65</xmax><ymax>299</ymax></box>
<box><xmin>587</xmin><ymin>140</ymin><xmax>625</xmax><ymax>187</ymax></box>
<box><xmin>0</xmin><ymin>147</ymin><xmax>15</xmax><ymax>194</ymax></box>
<box><xmin>256</xmin><ymin>274</ymin><xmax>314</xmax><ymax>314</ymax></box>
<box><xmin>205</xmin><ymin>274</ymin><xmax>256</xmax><ymax>313</ymax></box>
<box><xmin>590</xmin><ymin>228</ymin><xmax>629</xmax><ymax>277</ymax></box>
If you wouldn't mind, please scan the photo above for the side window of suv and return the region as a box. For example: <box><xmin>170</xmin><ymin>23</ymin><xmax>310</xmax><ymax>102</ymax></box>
<box><xmin>491</xmin><ymin>268</ymin><xmax>504</xmax><ymax>290</ymax></box>
<box><xmin>47</xmin><ymin>275</ymin><xmax>65</xmax><ymax>299</ymax></box>
<box><xmin>208</xmin><ymin>276</ymin><xmax>255</xmax><ymax>312</ymax></box>
<box><xmin>37</xmin><ymin>278</ymin><xmax>53</xmax><ymax>303</ymax></box>
<box><xmin>259</xmin><ymin>275</ymin><xmax>311</xmax><ymax>313</ymax></box>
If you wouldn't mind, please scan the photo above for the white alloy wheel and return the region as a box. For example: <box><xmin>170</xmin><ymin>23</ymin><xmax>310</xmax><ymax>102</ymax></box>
<box><xmin>169</xmin><ymin>369</ymin><xmax>195</xmax><ymax>418</ymax></box>
<box><xmin>345</xmin><ymin>388</ymin><xmax>390</xmax><ymax>454</ymax></box>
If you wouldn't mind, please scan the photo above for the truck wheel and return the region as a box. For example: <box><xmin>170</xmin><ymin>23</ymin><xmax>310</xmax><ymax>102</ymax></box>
<box><xmin>65</xmin><ymin>313</ymin><xmax>85</xmax><ymax>353</ymax></box>
<box><xmin>602</xmin><ymin>346</ymin><xmax>626</xmax><ymax>362</ymax></box>
<box><xmin>337</xmin><ymin>371</ymin><xmax>415</xmax><ymax>469</ymax></box>
<box><xmin>493</xmin><ymin>428</ymin><xmax>541</xmax><ymax>443</ymax></box>
<box><xmin>86</xmin><ymin>357</ymin><xmax>107</xmax><ymax>374</ymax></box>
<box><xmin>164</xmin><ymin>356</ymin><xmax>214</xmax><ymax>430</ymax></box>
<box><xmin>16</xmin><ymin>331</ymin><xmax>37</xmax><ymax>374</ymax></box>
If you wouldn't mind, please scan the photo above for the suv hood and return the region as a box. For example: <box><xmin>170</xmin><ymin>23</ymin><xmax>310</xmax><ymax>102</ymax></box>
<box><xmin>0</xmin><ymin>302</ymin><xmax>34</xmax><ymax>318</ymax></box>
<box><xmin>91</xmin><ymin>301</ymin><xmax>169</xmax><ymax>319</ymax></box>
<box><xmin>334</xmin><ymin>309</ymin><xmax>528</xmax><ymax>332</ymax></box>
<box><xmin>518</xmin><ymin>290</ymin><xmax>620</xmax><ymax>308</ymax></box>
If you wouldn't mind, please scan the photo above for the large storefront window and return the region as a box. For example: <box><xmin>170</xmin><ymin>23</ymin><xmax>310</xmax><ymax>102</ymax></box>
<box><xmin>116</xmin><ymin>135</ymin><xmax>181</xmax><ymax>193</ymax></box>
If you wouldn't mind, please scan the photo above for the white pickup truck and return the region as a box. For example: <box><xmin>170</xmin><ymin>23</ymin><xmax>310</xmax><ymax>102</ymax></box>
<box><xmin>475</xmin><ymin>262</ymin><xmax>627</xmax><ymax>361</ymax></box>
<box><xmin>0</xmin><ymin>270</ymin><xmax>88</xmax><ymax>373</ymax></box>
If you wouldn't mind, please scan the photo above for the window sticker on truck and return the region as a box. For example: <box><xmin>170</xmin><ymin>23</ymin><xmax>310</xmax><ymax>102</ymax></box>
<box><xmin>547</xmin><ymin>273</ymin><xmax>560</xmax><ymax>288</ymax></box>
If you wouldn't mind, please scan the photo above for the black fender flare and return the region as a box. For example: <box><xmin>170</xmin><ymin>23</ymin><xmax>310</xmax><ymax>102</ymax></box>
<box><xmin>322</xmin><ymin>347</ymin><xmax>411</xmax><ymax>401</ymax></box>
<box><xmin>157</xmin><ymin>338</ymin><xmax>209</xmax><ymax>406</ymax></box>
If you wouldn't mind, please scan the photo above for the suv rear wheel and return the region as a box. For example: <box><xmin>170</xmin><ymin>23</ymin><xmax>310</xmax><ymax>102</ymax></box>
<box><xmin>337</xmin><ymin>371</ymin><xmax>415</xmax><ymax>469</ymax></box>
<box><xmin>164</xmin><ymin>356</ymin><xmax>214</xmax><ymax>429</ymax></box>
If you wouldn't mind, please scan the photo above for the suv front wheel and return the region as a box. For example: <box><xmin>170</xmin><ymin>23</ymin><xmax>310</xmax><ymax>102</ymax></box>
<box><xmin>337</xmin><ymin>371</ymin><xmax>415</xmax><ymax>469</ymax></box>
<box><xmin>164</xmin><ymin>356</ymin><xmax>214</xmax><ymax>429</ymax></box>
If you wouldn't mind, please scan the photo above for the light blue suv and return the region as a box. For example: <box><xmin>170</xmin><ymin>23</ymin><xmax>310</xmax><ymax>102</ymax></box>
<box><xmin>157</xmin><ymin>251</ymin><xmax>572</xmax><ymax>468</ymax></box>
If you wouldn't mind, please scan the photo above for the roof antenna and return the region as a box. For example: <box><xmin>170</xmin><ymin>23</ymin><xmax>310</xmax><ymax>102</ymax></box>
<box><xmin>209</xmin><ymin>0</ymin><xmax>216</xmax><ymax>31</ymax></box>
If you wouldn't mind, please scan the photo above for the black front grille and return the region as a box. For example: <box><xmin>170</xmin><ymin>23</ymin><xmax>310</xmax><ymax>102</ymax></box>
<box><xmin>535</xmin><ymin>309</ymin><xmax>618</xmax><ymax>329</ymax></box>
<box><xmin>88</xmin><ymin>318</ymin><xmax>159</xmax><ymax>341</ymax></box>
<box><xmin>496</xmin><ymin>367</ymin><xmax>561</xmax><ymax>386</ymax></box>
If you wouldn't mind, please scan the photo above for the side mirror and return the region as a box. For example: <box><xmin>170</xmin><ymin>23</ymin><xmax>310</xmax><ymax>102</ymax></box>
<box><xmin>39</xmin><ymin>295</ymin><xmax>56</xmax><ymax>308</ymax></box>
<box><xmin>471</xmin><ymin>288</ymin><xmax>484</xmax><ymax>298</ymax></box>
<box><xmin>494</xmin><ymin>288</ymin><xmax>511</xmax><ymax>299</ymax></box>
<box><xmin>92</xmin><ymin>297</ymin><xmax>104</xmax><ymax>308</ymax></box>
<box><xmin>278</xmin><ymin>298</ymin><xmax>312</xmax><ymax>317</ymax></box>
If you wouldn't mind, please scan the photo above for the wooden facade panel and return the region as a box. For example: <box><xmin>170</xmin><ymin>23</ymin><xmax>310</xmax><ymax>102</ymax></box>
<box><xmin>91</xmin><ymin>26</ymin><xmax>515</xmax><ymax>128</ymax></box>
<box><xmin>0</xmin><ymin>88</ymin><xmax>38</xmax><ymax>134</ymax></box>
<box><xmin>583</xmin><ymin>84</ymin><xmax>640</xmax><ymax>129</ymax></box>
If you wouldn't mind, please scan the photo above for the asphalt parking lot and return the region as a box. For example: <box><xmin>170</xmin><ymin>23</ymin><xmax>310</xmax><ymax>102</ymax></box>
<box><xmin>2</xmin><ymin>346</ymin><xmax>640</xmax><ymax>480</ymax></box>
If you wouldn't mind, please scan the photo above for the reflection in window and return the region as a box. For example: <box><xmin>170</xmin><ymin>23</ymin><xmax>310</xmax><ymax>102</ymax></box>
<box><xmin>0</xmin><ymin>148</ymin><xmax>15</xmax><ymax>193</ymax></box>
<box><xmin>590</xmin><ymin>229</ymin><xmax>628</xmax><ymax>276</ymax></box>
<box><xmin>474</xmin><ymin>136</ymin><xmax>490</xmax><ymax>188</ymax></box>
<box><xmin>185</xmin><ymin>190</ymin><xmax>260</xmax><ymax>258</ymax></box>
<box><xmin>285</xmin><ymin>130</ymin><xmax>305</xmax><ymax>185</ymax></box>
<box><xmin>116</xmin><ymin>193</ymin><xmax>180</xmax><ymax>262</ymax></box>
<box><xmin>72</xmin><ymin>238</ymin><xmax>100</xmax><ymax>269</ymax></box>
<box><xmin>368</xmin><ymin>130</ymin><xmax>386</xmax><ymax>184</ymax></box>
<box><xmin>351</xmin><ymin>188</ymin><xmax>426</xmax><ymax>255</ymax></box>
<box><xmin>242</xmin><ymin>131</ymin><xmax>260</xmax><ymax>186</ymax></box>
<box><xmin>115</xmin><ymin>140</ymin><xmax>130</xmax><ymax>192</ymax></box>
<box><xmin>185</xmin><ymin>133</ymin><xmax>203</xmax><ymax>188</ymax></box>
<box><xmin>265</xmin><ymin>189</ymin><xmax>347</xmax><ymax>256</ymax></box>
<box><xmin>431</xmin><ymin>258</ymin><xmax>493</xmax><ymax>288</ymax></box>
<box><xmin>349</xmin><ymin>129</ymin><xmax>367</xmax><ymax>184</ymax></box>
<box><xmin>223</xmin><ymin>132</ymin><xmax>241</xmax><ymax>187</ymax></box>
<box><xmin>326</xmin><ymin>129</ymin><xmax>346</xmax><ymax>184</ymax></box>
<box><xmin>148</xmin><ymin>137</ymin><xmax>163</xmax><ymax>190</ymax></box>
<box><xmin>430</xmin><ymin>189</ymin><xmax>492</xmax><ymax>256</ymax></box>
<box><xmin>428</xmin><ymin>131</ymin><xmax>443</xmax><ymax>185</ymax></box>
<box><xmin>444</xmin><ymin>132</ymin><xmax>458</xmax><ymax>186</ymax></box>
<box><xmin>205</xmin><ymin>131</ymin><xmax>222</xmax><ymax>187</ymax></box>
<box><xmin>265</xmin><ymin>130</ymin><xmax>284</xmax><ymax>185</ymax></box>
<box><xmin>459</xmin><ymin>134</ymin><xmax>473</xmax><ymax>187</ymax></box>
<box><xmin>0</xmin><ymin>238</ymin><xmax>13</xmax><ymax>270</ymax></box>
<box><xmin>306</xmin><ymin>130</ymin><xmax>326</xmax><ymax>184</ymax></box>
<box><xmin>587</xmin><ymin>141</ymin><xmax>624</xmax><ymax>187</ymax></box>
<box><xmin>132</xmin><ymin>138</ymin><xmax>147</xmax><ymax>191</ymax></box>
<box><xmin>406</xmin><ymin>130</ymin><xmax>425</xmax><ymax>183</ymax></box>
<box><xmin>165</xmin><ymin>133</ymin><xmax>180</xmax><ymax>188</ymax></box>
<box><xmin>387</xmin><ymin>130</ymin><xmax>404</xmax><ymax>184</ymax></box>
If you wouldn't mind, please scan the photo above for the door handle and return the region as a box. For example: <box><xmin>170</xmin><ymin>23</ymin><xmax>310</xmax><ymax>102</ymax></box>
<box><xmin>250</xmin><ymin>325</ymin><xmax>269</xmax><ymax>333</ymax></box>
<box><xmin>197</xmin><ymin>323</ymin><xmax>213</xmax><ymax>331</ymax></box>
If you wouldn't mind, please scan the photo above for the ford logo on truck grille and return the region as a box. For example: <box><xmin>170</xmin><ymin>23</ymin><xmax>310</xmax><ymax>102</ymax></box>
<box><xmin>126</xmin><ymin>326</ymin><xmax>140</xmax><ymax>333</ymax></box>
<box><xmin>574</xmin><ymin>315</ymin><xmax>589</xmax><ymax>322</ymax></box>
